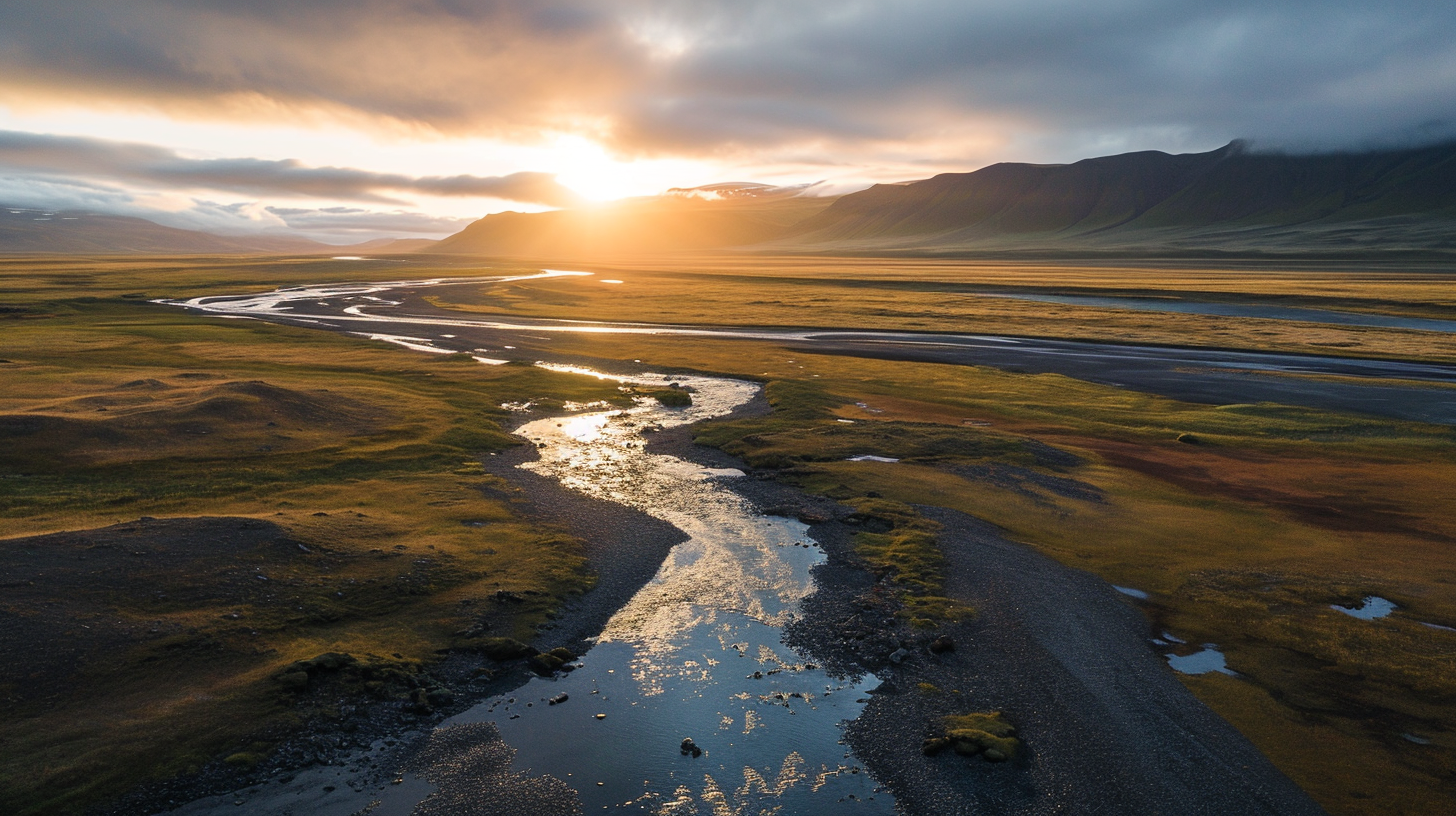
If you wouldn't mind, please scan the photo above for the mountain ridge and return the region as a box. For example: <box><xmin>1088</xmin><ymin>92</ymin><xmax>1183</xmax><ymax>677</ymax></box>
<box><xmin>768</xmin><ymin>141</ymin><xmax>1456</xmax><ymax>254</ymax></box>
<box><xmin>0</xmin><ymin>207</ymin><xmax>439</xmax><ymax>255</ymax></box>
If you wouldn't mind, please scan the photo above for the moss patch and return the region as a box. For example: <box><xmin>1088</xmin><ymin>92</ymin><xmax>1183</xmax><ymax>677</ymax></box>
<box><xmin>923</xmin><ymin>712</ymin><xmax>1020</xmax><ymax>762</ymax></box>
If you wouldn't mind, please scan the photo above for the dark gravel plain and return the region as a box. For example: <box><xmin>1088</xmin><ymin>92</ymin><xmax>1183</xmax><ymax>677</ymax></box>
<box><xmin>645</xmin><ymin>393</ymin><xmax>1326</xmax><ymax>814</ymax></box>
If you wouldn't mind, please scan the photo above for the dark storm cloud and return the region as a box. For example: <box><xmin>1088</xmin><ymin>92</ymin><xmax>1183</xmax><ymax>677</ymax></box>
<box><xmin>0</xmin><ymin>1</ymin><xmax>638</xmax><ymax>133</ymax></box>
<box><xmin>0</xmin><ymin>130</ymin><xmax>583</xmax><ymax>206</ymax></box>
<box><xmin>2</xmin><ymin>2</ymin><xmax>1454</xmax><ymax>159</ymax></box>
<box><xmin>617</xmin><ymin>0</ymin><xmax>1456</xmax><ymax>154</ymax></box>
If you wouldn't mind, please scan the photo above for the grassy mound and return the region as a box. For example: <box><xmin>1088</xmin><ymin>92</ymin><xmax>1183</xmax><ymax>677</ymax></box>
<box><xmin>923</xmin><ymin>711</ymin><xmax>1020</xmax><ymax>762</ymax></box>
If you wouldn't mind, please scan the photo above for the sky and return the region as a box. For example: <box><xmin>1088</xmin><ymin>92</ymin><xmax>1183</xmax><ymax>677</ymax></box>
<box><xmin>1</xmin><ymin>1</ymin><xmax>1453</xmax><ymax>243</ymax></box>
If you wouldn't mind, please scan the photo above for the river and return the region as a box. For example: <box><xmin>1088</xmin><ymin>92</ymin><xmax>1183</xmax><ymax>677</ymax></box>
<box><xmin>157</xmin><ymin>325</ymin><xmax>895</xmax><ymax>815</ymax></box>
<box><xmin>155</xmin><ymin>268</ymin><xmax>1449</xmax><ymax>815</ymax></box>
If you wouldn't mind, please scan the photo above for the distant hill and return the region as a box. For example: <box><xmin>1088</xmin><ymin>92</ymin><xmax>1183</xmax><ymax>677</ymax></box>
<box><xmin>767</xmin><ymin>141</ymin><xmax>1456</xmax><ymax>256</ymax></box>
<box><xmin>429</xmin><ymin>185</ymin><xmax>837</xmax><ymax>257</ymax></box>
<box><xmin>0</xmin><ymin>207</ymin><xmax>338</xmax><ymax>254</ymax></box>
<box><xmin>343</xmin><ymin>237</ymin><xmax>439</xmax><ymax>253</ymax></box>
<box><xmin>0</xmin><ymin>207</ymin><xmax>445</xmax><ymax>255</ymax></box>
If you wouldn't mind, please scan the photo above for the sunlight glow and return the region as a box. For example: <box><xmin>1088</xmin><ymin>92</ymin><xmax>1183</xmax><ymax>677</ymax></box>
<box><xmin>552</xmin><ymin>136</ymin><xmax>639</xmax><ymax>202</ymax></box>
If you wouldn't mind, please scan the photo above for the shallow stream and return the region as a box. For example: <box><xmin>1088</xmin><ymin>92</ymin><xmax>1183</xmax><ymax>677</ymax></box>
<box><xmin>158</xmin><ymin>348</ymin><xmax>894</xmax><ymax>815</ymax></box>
<box><xmin>442</xmin><ymin>366</ymin><xmax>894</xmax><ymax>813</ymax></box>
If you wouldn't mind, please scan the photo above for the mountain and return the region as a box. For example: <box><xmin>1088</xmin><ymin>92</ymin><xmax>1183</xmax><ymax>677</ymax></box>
<box><xmin>768</xmin><ymin>141</ymin><xmax>1456</xmax><ymax>255</ymax></box>
<box><xmin>429</xmin><ymin>184</ymin><xmax>836</xmax><ymax>257</ymax></box>
<box><xmin>0</xmin><ymin>207</ymin><xmax>339</xmax><ymax>254</ymax></box>
<box><xmin>0</xmin><ymin>208</ymin><xmax>442</xmax><ymax>255</ymax></box>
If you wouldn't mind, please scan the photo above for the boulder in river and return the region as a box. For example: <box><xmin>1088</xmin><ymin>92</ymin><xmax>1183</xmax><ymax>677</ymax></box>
<box><xmin>680</xmin><ymin>737</ymin><xmax>703</xmax><ymax>757</ymax></box>
<box><xmin>527</xmin><ymin>652</ymin><xmax>566</xmax><ymax>676</ymax></box>
<box><xmin>548</xmin><ymin>693</ymin><xmax>569</xmax><ymax>705</ymax></box>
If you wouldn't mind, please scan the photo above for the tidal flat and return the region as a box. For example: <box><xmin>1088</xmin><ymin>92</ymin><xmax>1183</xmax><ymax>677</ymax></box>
<box><xmin>3</xmin><ymin>254</ymin><xmax>1455</xmax><ymax>815</ymax></box>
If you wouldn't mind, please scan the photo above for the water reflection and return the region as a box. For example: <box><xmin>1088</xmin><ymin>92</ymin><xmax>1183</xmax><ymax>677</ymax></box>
<box><xmin>445</xmin><ymin>369</ymin><xmax>894</xmax><ymax>814</ymax></box>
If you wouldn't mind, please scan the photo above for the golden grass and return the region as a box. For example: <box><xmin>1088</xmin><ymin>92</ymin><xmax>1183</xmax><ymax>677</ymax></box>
<box><xmin>422</xmin><ymin>258</ymin><xmax>1456</xmax><ymax>363</ymax></box>
<box><xmin>0</xmin><ymin>262</ymin><xmax>635</xmax><ymax>814</ymax></box>
<box><xmin>8</xmin><ymin>254</ymin><xmax>1456</xmax><ymax>814</ymax></box>
<box><xmin>561</xmin><ymin>327</ymin><xmax>1456</xmax><ymax>815</ymax></box>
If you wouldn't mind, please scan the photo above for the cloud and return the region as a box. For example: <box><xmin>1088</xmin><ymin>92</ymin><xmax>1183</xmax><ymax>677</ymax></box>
<box><xmin>264</xmin><ymin>206</ymin><xmax>473</xmax><ymax>236</ymax></box>
<box><xmin>119</xmin><ymin>200</ymin><xmax>466</xmax><ymax>241</ymax></box>
<box><xmin>0</xmin><ymin>130</ymin><xmax>582</xmax><ymax>206</ymax></box>
<box><xmin>2</xmin><ymin>1</ymin><xmax>1454</xmax><ymax>165</ymax></box>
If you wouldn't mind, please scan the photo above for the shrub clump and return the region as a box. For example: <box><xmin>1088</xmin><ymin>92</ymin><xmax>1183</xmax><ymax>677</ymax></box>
<box><xmin>922</xmin><ymin>712</ymin><xmax>1019</xmax><ymax>762</ymax></box>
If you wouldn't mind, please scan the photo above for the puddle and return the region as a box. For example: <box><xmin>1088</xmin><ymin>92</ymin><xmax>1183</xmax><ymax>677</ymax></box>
<box><xmin>846</xmin><ymin>455</ymin><xmax>899</xmax><ymax>463</ymax></box>
<box><xmin>1113</xmin><ymin>585</ymin><xmax>1150</xmax><ymax>600</ymax></box>
<box><xmin>1166</xmin><ymin>645</ymin><xmax>1236</xmax><ymax>676</ymax></box>
<box><xmin>1331</xmin><ymin>596</ymin><xmax>1397</xmax><ymax>619</ymax></box>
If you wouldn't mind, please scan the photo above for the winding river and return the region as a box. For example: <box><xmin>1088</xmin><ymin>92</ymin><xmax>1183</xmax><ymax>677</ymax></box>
<box><xmin>442</xmin><ymin>366</ymin><xmax>894</xmax><ymax>813</ymax></box>
<box><xmin>155</xmin><ymin>268</ymin><xmax>1456</xmax><ymax>815</ymax></box>
<box><xmin>167</xmin><ymin>271</ymin><xmax>1456</xmax><ymax>426</ymax></box>
<box><xmin>159</xmin><ymin>281</ymin><xmax>896</xmax><ymax>815</ymax></box>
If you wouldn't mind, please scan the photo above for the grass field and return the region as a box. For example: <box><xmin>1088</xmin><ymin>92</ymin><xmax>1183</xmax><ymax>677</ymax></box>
<box><xmin>422</xmin><ymin>262</ymin><xmax>1456</xmax><ymax>816</ymax></box>
<box><xmin>5</xmin><ymin>254</ymin><xmax>1455</xmax><ymax>815</ymax></box>
<box><xmin>424</xmin><ymin>256</ymin><xmax>1456</xmax><ymax>364</ymax></box>
<box><xmin>0</xmin><ymin>258</ymin><xmax>631</xmax><ymax>814</ymax></box>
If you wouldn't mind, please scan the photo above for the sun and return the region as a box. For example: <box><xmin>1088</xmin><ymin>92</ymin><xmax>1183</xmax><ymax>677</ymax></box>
<box><xmin>552</xmin><ymin>136</ymin><xmax>635</xmax><ymax>202</ymax></box>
